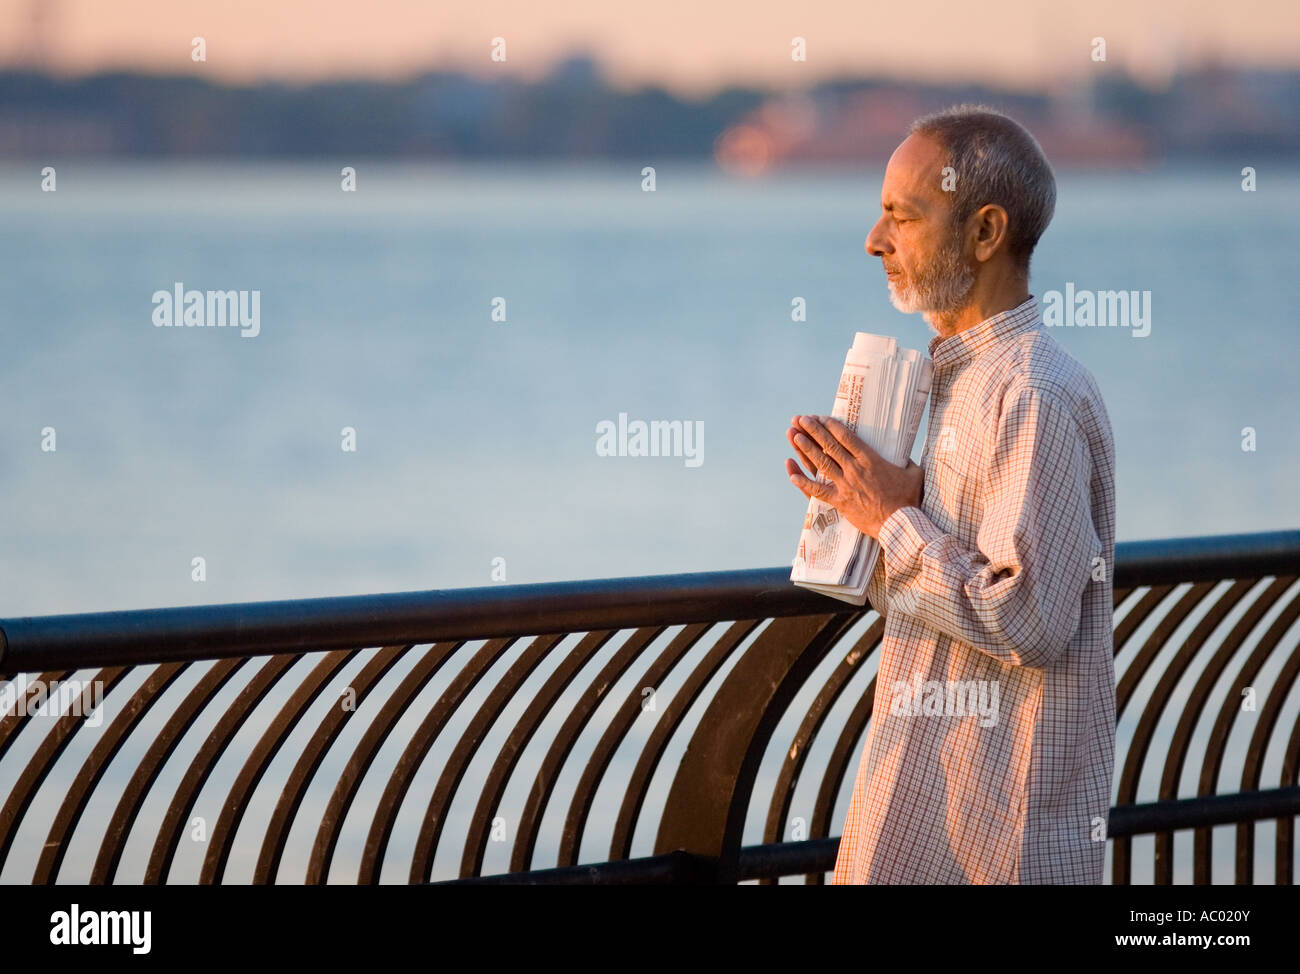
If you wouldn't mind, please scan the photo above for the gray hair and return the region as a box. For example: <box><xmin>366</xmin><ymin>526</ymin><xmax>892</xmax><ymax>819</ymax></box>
<box><xmin>907</xmin><ymin>104</ymin><xmax>1056</xmax><ymax>274</ymax></box>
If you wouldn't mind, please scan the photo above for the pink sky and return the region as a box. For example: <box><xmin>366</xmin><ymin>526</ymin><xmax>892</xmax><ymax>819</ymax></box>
<box><xmin>2</xmin><ymin>0</ymin><xmax>1298</xmax><ymax>95</ymax></box>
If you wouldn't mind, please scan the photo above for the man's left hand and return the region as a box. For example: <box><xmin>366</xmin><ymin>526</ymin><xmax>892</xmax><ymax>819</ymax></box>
<box><xmin>785</xmin><ymin>414</ymin><xmax>924</xmax><ymax>540</ymax></box>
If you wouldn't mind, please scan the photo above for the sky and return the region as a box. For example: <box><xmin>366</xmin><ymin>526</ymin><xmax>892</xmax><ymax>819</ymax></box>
<box><xmin>1</xmin><ymin>0</ymin><xmax>1298</xmax><ymax>96</ymax></box>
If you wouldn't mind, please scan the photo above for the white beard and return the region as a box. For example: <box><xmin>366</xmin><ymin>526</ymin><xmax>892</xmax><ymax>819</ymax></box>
<box><xmin>886</xmin><ymin>236</ymin><xmax>976</xmax><ymax>316</ymax></box>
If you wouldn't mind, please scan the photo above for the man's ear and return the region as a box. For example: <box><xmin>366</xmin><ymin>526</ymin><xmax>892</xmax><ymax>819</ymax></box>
<box><xmin>970</xmin><ymin>204</ymin><xmax>1010</xmax><ymax>263</ymax></box>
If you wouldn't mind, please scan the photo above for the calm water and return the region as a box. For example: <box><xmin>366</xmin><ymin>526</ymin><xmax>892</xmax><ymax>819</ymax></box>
<box><xmin>2</xmin><ymin>160</ymin><xmax>1297</xmax><ymax>616</ymax></box>
<box><xmin>1</xmin><ymin>162</ymin><xmax>1297</xmax><ymax>883</ymax></box>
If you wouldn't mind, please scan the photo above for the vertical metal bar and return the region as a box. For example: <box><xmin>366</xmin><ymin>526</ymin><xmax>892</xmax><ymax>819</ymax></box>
<box><xmin>654</xmin><ymin>611</ymin><xmax>856</xmax><ymax>884</ymax></box>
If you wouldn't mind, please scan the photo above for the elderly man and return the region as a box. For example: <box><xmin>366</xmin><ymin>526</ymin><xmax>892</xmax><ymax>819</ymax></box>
<box><xmin>786</xmin><ymin>105</ymin><xmax>1116</xmax><ymax>884</ymax></box>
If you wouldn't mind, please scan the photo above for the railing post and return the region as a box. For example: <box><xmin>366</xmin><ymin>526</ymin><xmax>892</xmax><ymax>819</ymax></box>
<box><xmin>654</xmin><ymin>611</ymin><xmax>856</xmax><ymax>883</ymax></box>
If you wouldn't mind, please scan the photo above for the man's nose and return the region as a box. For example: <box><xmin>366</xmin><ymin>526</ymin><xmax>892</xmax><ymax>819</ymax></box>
<box><xmin>865</xmin><ymin>217</ymin><xmax>890</xmax><ymax>258</ymax></box>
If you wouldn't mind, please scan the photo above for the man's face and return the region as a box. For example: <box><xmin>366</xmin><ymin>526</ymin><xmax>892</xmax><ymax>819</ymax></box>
<box><xmin>865</xmin><ymin>133</ymin><xmax>975</xmax><ymax>320</ymax></box>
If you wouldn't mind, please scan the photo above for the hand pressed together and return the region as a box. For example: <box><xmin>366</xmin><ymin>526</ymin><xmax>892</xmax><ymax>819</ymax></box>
<box><xmin>785</xmin><ymin>414</ymin><xmax>925</xmax><ymax>541</ymax></box>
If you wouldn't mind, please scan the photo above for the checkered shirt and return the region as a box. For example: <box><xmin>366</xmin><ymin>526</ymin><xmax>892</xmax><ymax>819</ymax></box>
<box><xmin>832</xmin><ymin>295</ymin><xmax>1117</xmax><ymax>884</ymax></box>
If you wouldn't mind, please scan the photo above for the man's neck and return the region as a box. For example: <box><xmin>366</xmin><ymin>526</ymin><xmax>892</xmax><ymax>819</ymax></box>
<box><xmin>925</xmin><ymin>279</ymin><xmax>1031</xmax><ymax>340</ymax></box>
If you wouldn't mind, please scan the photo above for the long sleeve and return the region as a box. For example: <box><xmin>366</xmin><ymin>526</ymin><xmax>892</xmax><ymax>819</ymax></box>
<box><xmin>865</xmin><ymin>548</ymin><xmax>889</xmax><ymax>618</ymax></box>
<box><xmin>875</xmin><ymin>384</ymin><xmax>1101</xmax><ymax>669</ymax></box>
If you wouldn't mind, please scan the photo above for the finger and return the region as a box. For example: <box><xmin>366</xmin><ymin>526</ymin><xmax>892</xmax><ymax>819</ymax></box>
<box><xmin>786</xmin><ymin>461</ymin><xmax>832</xmax><ymax>500</ymax></box>
<box><xmin>796</xmin><ymin>415</ymin><xmax>851</xmax><ymax>470</ymax></box>
<box><xmin>785</xmin><ymin>427</ymin><xmax>818</xmax><ymax>476</ymax></box>
<box><xmin>792</xmin><ymin>426</ymin><xmax>841</xmax><ymax>481</ymax></box>
<box><xmin>787</xmin><ymin>424</ymin><xmax>826</xmax><ymax>477</ymax></box>
<box><xmin>819</xmin><ymin>415</ymin><xmax>879</xmax><ymax>463</ymax></box>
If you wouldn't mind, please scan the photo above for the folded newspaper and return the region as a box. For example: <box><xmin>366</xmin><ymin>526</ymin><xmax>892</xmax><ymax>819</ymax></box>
<box><xmin>790</xmin><ymin>333</ymin><xmax>933</xmax><ymax>605</ymax></box>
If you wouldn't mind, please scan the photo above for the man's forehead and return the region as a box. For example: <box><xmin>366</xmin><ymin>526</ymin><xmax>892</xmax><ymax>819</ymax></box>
<box><xmin>881</xmin><ymin>133</ymin><xmax>948</xmax><ymax>207</ymax></box>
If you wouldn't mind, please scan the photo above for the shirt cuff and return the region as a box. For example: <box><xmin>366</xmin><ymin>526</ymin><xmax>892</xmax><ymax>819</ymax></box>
<box><xmin>878</xmin><ymin>505</ymin><xmax>945</xmax><ymax>580</ymax></box>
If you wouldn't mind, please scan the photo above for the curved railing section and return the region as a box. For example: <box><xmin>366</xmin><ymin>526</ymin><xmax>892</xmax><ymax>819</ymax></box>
<box><xmin>0</xmin><ymin>529</ymin><xmax>1296</xmax><ymax>884</ymax></box>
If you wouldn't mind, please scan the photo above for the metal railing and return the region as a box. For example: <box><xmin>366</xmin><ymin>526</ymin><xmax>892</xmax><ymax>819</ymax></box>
<box><xmin>0</xmin><ymin>529</ymin><xmax>1297</xmax><ymax>884</ymax></box>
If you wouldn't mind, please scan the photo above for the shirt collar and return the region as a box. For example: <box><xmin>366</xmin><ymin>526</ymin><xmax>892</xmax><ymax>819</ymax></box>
<box><xmin>927</xmin><ymin>295</ymin><xmax>1041</xmax><ymax>372</ymax></box>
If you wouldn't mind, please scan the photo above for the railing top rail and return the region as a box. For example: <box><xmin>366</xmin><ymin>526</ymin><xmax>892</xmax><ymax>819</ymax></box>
<box><xmin>1</xmin><ymin>529</ymin><xmax>1296</xmax><ymax>673</ymax></box>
